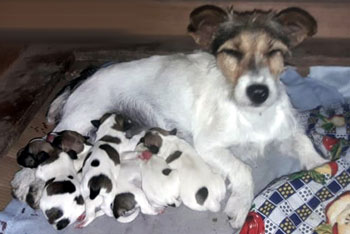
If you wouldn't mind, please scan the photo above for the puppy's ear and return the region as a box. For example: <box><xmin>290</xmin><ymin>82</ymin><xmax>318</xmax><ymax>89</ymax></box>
<box><xmin>188</xmin><ymin>5</ymin><xmax>227</xmax><ymax>50</ymax></box>
<box><xmin>91</xmin><ymin>120</ymin><xmax>101</xmax><ymax>129</ymax></box>
<box><xmin>276</xmin><ymin>7</ymin><xmax>317</xmax><ymax>47</ymax></box>
<box><xmin>169</xmin><ymin>128</ymin><xmax>177</xmax><ymax>135</ymax></box>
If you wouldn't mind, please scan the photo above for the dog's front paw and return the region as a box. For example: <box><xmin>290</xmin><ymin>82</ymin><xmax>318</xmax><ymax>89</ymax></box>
<box><xmin>139</xmin><ymin>151</ymin><xmax>152</xmax><ymax>161</ymax></box>
<box><xmin>224</xmin><ymin>195</ymin><xmax>251</xmax><ymax>229</ymax></box>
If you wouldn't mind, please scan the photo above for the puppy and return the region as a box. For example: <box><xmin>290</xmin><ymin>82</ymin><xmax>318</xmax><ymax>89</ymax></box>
<box><xmin>47</xmin><ymin>5</ymin><xmax>326</xmax><ymax>227</ymax></box>
<box><xmin>77</xmin><ymin>113</ymin><xmax>157</xmax><ymax>228</ymax></box>
<box><xmin>36</xmin><ymin>149</ymin><xmax>85</xmax><ymax>230</ymax></box>
<box><xmin>11</xmin><ymin>168</ymin><xmax>45</xmax><ymax>209</ymax></box>
<box><xmin>140</xmin><ymin>128</ymin><xmax>226</xmax><ymax>212</ymax></box>
<box><xmin>138</xmin><ymin>150</ymin><xmax>181</xmax><ymax>209</ymax></box>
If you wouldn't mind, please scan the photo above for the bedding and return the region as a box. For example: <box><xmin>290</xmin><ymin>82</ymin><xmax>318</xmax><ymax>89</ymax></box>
<box><xmin>1</xmin><ymin>66</ymin><xmax>350</xmax><ymax>234</ymax></box>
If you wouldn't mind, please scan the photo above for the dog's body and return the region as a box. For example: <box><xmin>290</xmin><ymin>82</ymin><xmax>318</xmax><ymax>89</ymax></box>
<box><xmin>140</xmin><ymin>128</ymin><xmax>226</xmax><ymax>212</ymax></box>
<box><xmin>78</xmin><ymin>114</ymin><xmax>158</xmax><ymax>227</ymax></box>
<box><xmin>36</xmin><ymin>151</ymin><xmax>85</xmax><ymax>230</ymax></box>
<box><xmin>47</xmin><ymin>5</ymin><xmax>327</xmax><ymax>228</ymax></box>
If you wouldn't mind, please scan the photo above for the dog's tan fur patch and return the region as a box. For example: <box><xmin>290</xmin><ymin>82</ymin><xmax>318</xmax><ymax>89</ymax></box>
<box><xmin>216</xmin><ymin>31</ymin><xmax>288</xmax><ymax>85</ymax></box>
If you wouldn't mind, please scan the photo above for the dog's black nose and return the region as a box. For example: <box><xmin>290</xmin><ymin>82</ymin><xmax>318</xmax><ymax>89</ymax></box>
<box><xmin>246</xmin><ymin>84</ymin><xmax>269</xmax><ymax>105</ymax></box>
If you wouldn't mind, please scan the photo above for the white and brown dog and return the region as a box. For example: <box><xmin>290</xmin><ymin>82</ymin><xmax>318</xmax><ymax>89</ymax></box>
<box><xmin>140</xmin><ymin>128</ymin><xmax>226</xmax><ymax>212</ymax></box>
<box><xmin>47</xmin><ymin>5</ymin><xmax>327</xmax><ymax>228</ymax></box>
<box><xmin>77</xmin><ymin>113</ymin><xmax>158</xmax><ymax>228</ymax></box>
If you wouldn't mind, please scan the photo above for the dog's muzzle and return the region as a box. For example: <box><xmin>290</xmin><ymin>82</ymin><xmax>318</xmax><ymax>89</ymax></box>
<box><xmin>246</xmin><ymin>84</ymin><xmax>269</xmax><ymax>105</ymax></box>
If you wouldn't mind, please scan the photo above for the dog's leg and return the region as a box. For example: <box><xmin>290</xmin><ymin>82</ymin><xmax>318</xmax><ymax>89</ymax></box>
<box><xmin>130</xmin><ymin>186</ymin><xmax>159</xmax><ymax>215</ymax></box>
<box><xmin>76</xmin><ymin>196</ymin><xmax>103</xmax><ymax>228</ymax></box>
<box><xmin>196</xmin><ymin>146</ymin><xmax>253</xmax><ymax>229</ymax></box>
<box><xmin>284</xmin><ymin>131</ymin><xmax>328</xmax><ymax>170</ymax></box>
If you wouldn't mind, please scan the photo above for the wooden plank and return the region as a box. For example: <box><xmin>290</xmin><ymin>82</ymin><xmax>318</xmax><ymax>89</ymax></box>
<box><xmin>0</xmin><ymin>156</ymin><xmax>19</xmax><ymax>210</ymax></box>
<box><xmin>0</xmin><ymin>0</ymin><xmax>349</xmax><ymax>42</ymax></box>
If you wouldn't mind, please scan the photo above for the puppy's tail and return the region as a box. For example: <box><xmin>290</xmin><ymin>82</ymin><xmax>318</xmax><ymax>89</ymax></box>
<box><xmin>46</xmin><ymin>65</ymin><xmax>99</xmax><ymax>124</ymax></box>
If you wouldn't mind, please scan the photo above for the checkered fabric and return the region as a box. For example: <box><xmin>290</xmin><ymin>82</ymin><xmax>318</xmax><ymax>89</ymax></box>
<box><xmin>240</xmin><ymin>105</ymin><xmax>350</xmax><ymax>234</ymax></box>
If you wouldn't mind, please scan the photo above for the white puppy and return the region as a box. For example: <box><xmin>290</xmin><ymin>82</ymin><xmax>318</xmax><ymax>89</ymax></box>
<box><xmin>140</xmin><ymin>128</ymin><xmax>226</xmax><ymax>212</ymax></box>
<box><xmin>77</xmin><ymin>113</ymin><xmax>157</xmax><ymax>228</ymax></box>
<box><xmin>47</xmin><ymin>5</ymin><xmax>327</xmax><ymax>227</ymax></box>
<box><xmin>36</xmin><ymin>150</ymin><xmax>85</xmax><ymax>230</ymax></box>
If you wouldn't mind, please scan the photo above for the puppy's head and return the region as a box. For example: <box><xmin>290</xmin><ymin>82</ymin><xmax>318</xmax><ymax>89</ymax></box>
<box><xmin>91</xmin><ymin>113</ymin><xmax>133</xmax><ymax>136</ymax></box>
<box><xmin>188</xmin><ymin>5</ymin><xmax>317</xmax><ymax>109</ymax></box>
<box><xmin>50</xmin><ymin>130</ymin><xmax>90</xmax><ymax>158</ymax></box>
<box><xmin>42</xmin><ymin>177</ymin><xmax>85</xmax><ymax>230</ymax></box>
<box><xmin>111</xmin><ymin>192</ymin><xmax>137</xmax><ymax>219</ymax></box>
<box><xmin>137</xmin><ymin>128</ymin><xmax>177</xmax><ymax>154</ymax></box>
<box><xmin>17</xmin><ymin>138</ymin><xmax>54</xmax><ymax>168</ymax></box>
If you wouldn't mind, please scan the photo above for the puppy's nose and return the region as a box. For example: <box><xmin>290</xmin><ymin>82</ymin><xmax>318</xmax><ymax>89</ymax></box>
<box><xmin>246</xmin><ymin>84</ymin><xmax>269</xmax><ymax>105</ymax></box>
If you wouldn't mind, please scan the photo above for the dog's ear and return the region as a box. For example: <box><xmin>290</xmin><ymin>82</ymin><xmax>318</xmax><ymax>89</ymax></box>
<box><xmin>276</xmin><ymin>7</ymin><xmax>317</xmax><ymax>47</ymax></box>
<box><xmin>188</xmin><ymin>5</ymin><xmax>227</xmax><ymax>50</ymax></box>
<box><xmin>169</xmin><ymin>128</ymin><xmax>177</xmax><ymax>135</ymax></box>
<box><xmin>91</xmin><ymin>120</ymin><xmax>101</xmax><ymax>129</ymax></box>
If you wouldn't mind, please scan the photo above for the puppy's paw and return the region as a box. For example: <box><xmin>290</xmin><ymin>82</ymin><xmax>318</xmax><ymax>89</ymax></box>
<box><xmin>224</xmin><ymin>195</ymin><xmax>251</xmax><ymax>229</ymax></box>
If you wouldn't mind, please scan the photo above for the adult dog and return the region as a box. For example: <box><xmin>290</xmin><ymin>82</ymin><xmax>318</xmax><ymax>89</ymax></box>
<box><xmin>47</xmin><ymin>5</ymin><xmax>326</xmax><ymax>228</ymax></box>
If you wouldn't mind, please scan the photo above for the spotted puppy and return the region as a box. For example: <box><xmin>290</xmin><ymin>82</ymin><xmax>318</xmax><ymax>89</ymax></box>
<box><xmin>138</xmin><ymin>150</ymin><xmax>181</xmax><ymax>210</ymax></box>
<box><xmin>36</xmin><ymin>147</ymin><xmax>85</xmax><ymax>230</ymax></box>
<box><xmin>142</xmin><ymin>128</ymin><xmax>226</xmax><ymax>212</ymax></box>
<box><xmin>77</xmin><ymin>113</ymin><xmax>157</xmax><ymax>227</ymax></box>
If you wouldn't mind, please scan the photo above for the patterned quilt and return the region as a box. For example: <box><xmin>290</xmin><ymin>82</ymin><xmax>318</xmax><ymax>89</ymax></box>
<box><xmin>241</xmin><ymin>104</ymin><xmax>350</xmax><ymax>234</ymax></box>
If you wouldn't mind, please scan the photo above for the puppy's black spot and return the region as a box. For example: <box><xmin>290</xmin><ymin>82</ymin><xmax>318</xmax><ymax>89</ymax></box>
<box><xmin>168</xmin><ymin>203</ymin><xmax>176</xmax><ymax>207</ymax></box>
<box><xmin>99</xmin><ymin>135</ymin><xmax>121</xmax><ymax>145</ymax></box>
<box><xmin>45</xmin><ymin>177</ymin><xmax>55</xmax><ymax>187</ymax></box>
<box><xmin>56</xmin><ymin>218</ymin><xmax>70</xmax><ymax>230</ymax></box>
<box><xmin>99</xmin><ymin>144</ymin><xmax>120</xmax><ymax>165</ymax></box>
<box><xmin>46</xmin><ymin>181</ymin><xmax>76</xmax><ymax>196</ymax></box>
<box><xmin>112</xmin><ymin>193</ymin><xmax>136</xmax><ymax>219</ymax></box>
<box><xmin>166</xmin><ymin>151</ymin><xmax>182</xmax><ymax>164</ymax></box>
<box><xmin>162</xmin><ymin>168</ymin><xmax>172</xmax><ymax>176</ymax></box>
<box><xmin>91</xmin><ymin>120</ymin><xmax>101</xmax><ymax>129</ymax></box>
<box><xmin>91</xmin><ymin>159</ymin><xmax>100</xmax><ymax>167</ymax></box>
<box><xmin>88</xmin><ymin>174</ymin><xmax>112</xmax><ymax>200</ymax></box>
<box><xmin>67</xmin><ymin>150</ymin><xmax>78</xmax><ymax>160</ymax></box>
<box><xmin>68</xmin><ymin>175</ymin><xmax>73</xmax><ymax>179</ymax></box>
<box><xmin>45</xmin><ymin>207</ymin><xmax>63</xmax><ymax>224</ymax></box>
<box><xmin>74</xmin><ymin>195</ymin><xmax>84</xmax><ymax>205</ymax></box>
<box><xmin>195</xmin><ymin>187</ymin><xmax>208</xmax><ymax>205</ymax></box>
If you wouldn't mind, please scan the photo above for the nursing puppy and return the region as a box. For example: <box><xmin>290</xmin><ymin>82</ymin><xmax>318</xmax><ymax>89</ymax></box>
<box><xmin>36</xmin><ymin>150</ymin><xmax>85</xmax><ymax>230</ymax></box>
<box><xmin>138</xmin><ymin>150</ymin><xmax>181</xmax><ymax>209</ymax></box>
<box><xmin>141</xmin><ymin>128</ymin><xmax>226</xmax><ymax>212</ymax></box>
<box><xmin>78</xmin><ymin>114</ymin><xmax>157</xmax><ymax>227</ymax></box>
<box><xmin>47</xmin><ymin>5</ymin><xmax>326</xmax><ymax>227</ymax></box>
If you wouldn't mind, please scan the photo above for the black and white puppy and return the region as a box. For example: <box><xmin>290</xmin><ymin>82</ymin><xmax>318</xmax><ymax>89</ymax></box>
<box><xmin>141</xmin><ymin>128</ymin><xmax>226</xmax><ymax>212</ymax></box>
<box><xmin>36</xmin><ymin>149</ymin><xmax>85</xmax><ymax>230</ymax></box>
<box><xmin>77</xmin><ymin>113</ymin><xmax>157</xmax><ymax>228</ymax></box>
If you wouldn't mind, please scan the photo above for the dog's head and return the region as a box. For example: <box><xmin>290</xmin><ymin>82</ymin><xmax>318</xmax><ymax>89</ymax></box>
<box><xmin>137</xmin><ymin>128</ymin><xmax>177</xmax><ymax>154</ymax></box>
<box><xmin>41</xmin><ymin>177</ymin><xmax>85</xmax><ymax>230</ymax></box>
<box><xmin>111</xmin><ymin>192</ymin><xmax>138</xmax><ymax>219</ymax></box>
<box><xmin>50</xmin><ymin>130</ymin><xmax>90</xmax><ymax>159</ymax></box>
<box><xmin>17</xmin><ymin>138</ymin><xmax>55</xmax><ymax>168</ymax></box>
<box><xmin>91</xmin><ymin>113</ymin><xmax>133</xmax><ymax>138</ymax></box>
<box><xmin>188</xmin><ymin>5</ymin><xmax>316</xmax><ymax>109</ymax></box>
